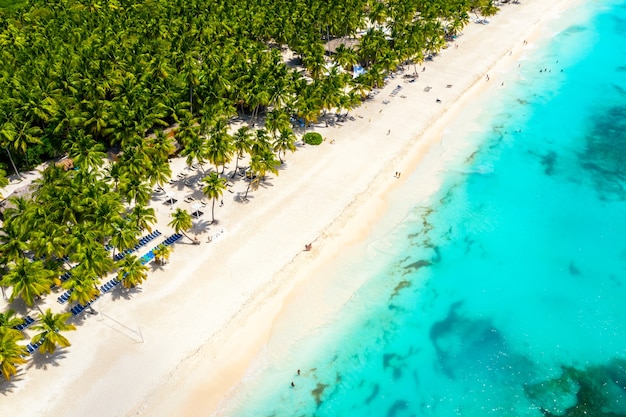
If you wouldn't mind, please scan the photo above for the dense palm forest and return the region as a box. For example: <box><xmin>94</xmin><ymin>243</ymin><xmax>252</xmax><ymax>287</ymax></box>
<box><xmin>0</xmin><ymin>0</ymin><xmax>498</xmax><ymax>381</ymax></box>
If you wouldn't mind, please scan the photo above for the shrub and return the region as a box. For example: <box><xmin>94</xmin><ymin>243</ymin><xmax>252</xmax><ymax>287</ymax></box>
<box><xmin>303</xmin><ymin>132</ymin><xmax>323</xmax><ymax>145</ymax></box>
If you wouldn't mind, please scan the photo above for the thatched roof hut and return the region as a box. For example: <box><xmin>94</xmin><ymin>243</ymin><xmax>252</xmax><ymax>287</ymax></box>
<box><xmin>325</xmin><ymin>37</ymin><xmax>360</xmax><ymax>55</ymax></box>
<box><xmin>55</xmin><ymin>158</ymin><xmax>74</xmax><ymax>171</ymax></box>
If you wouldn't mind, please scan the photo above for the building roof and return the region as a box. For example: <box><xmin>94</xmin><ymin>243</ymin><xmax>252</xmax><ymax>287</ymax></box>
<box><xmin>325</xmin><ymin>37</ymin><xmax>360</xmax><ymax>54</ymax></box>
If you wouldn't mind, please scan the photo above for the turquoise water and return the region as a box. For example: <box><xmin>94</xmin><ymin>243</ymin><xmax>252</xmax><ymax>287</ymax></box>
<box><xmin>225</xmin><ymin>2</ymin><xmax>626</xmax><ymax>416</ymax></box>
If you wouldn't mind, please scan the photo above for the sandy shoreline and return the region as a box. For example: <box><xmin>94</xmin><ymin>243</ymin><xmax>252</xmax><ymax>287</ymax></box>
<box><xmin>0</xmin><ymin>1</ymin><xmax>583</xmax><ymax>416</ymax></box>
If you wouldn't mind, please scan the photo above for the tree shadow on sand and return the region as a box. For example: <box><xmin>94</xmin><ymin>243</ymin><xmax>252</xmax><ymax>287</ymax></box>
<box><xmin>26</xmin><ymin>349</ymin><xmax>68</xmax><ymax>371</ymax></box>
<box><xmin>109</xmin><ymin>286</ymin><xmax>143</xmax><ymax>302</ymax></box>
<box><xmin>0</xmin><ymin>371</ymin><xmax>22</xmax><ymax>395</ymax></box>
<box><xmin>235</xmin><ymin>193</ymin><xmax>255</xmax><ymax>203</ymax></box>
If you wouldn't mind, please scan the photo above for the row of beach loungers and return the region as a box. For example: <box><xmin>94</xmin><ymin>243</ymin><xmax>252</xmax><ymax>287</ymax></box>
<box><xmin>57</xmin><ymin>290</ymin><xmax>73</xmax><ymax>304</ymax></box>
<box><xmin>70</xmin><ymin>233</ymin><xmax>183</xmax><ymax>317</ymax></box>
<box><xmin>112</xmin><ymin>230</ymin><xmax>162</xmax><ymax>261</ymax></box>
<box><xmin>139</xmin><ymin>233</ymin><xmax>183</xmax><ymax>264</ymax></box>
<box><xmin>100</xmin><ymin>278</ymin><xmax>120</xmax><ymax>294</ymax></box>
<box><xmin>25</xmin><ymin>339</ymin><xmax>44</xmax><ymax>355</ymax></box>
<box><xmin>15</xmin><ymin>233</ymin><xmax>186</xmax><ymax>356</ymax></box>
<box><xmin>70</xmin><ymin>298</ymin><xmax>97</xmax><ymax>316</ymax></box>
<box><xmin>56</xmin><ymin>231</ymin><xmax>163</xmax><ymax>302</ymax></box>
<box><xmin>13</xmin><ymin>315</ymin><xmax>35</xmax><ymax>331</ymax></box>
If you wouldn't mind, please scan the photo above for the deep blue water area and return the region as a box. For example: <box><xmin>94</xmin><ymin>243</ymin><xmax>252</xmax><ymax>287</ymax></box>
<box><xmin>225</xmin><ymin>2</ymin><xmax>626</xmax><ymax>416</ymax></box>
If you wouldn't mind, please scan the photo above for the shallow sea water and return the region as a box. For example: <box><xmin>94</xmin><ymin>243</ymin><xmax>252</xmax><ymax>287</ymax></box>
<box><xmin>224</xmin><ymin>2</ymin><xmax>626</xmax><ymax>416</ymax></box>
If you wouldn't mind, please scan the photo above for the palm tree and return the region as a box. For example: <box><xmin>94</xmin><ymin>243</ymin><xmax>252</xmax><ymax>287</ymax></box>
<box><xmin>180</xmin><ymin>133</ymin><xmax>207</xmax><ymax>174</ymax></box>
<box><xmin>64</xmin><ymin>271</ymin><xmax>101</xmax><ymax>307</ymax></box>
<box><xmin>104</xmin><ymin>162</ymin><xmax>123</xmax><ymax>191</ymax></box>
<box><xmin>0</xmin><ymin>258</ymin><xmax>54</xmax><ymax>311</ymax></box>
<box><xmin>0</xmin><ymin>310</ymin><xmax>23</xmax><ymax>337</ymax></box>
<box><xmin>29</xmin><ymin>222</ymin><xmax>70</xmax><ymax>263</ymax></box>
<box><xmin>145</xmin><ymin>153</ymin><xmax>172</xmax><ymax>191</ymax></box>
<box><xmin>0</xmin><ymin>328</ymin><xmax>27</xmax><ymax>380</ymax></box>
<box><xmin>231</xmin><ymin>126</ymin><xmax>253</xmax><ymax>178</ymax></box>
<box><xmin>128</xmin><ymin>205</ymin><xmax>157</xmax><ymax>233</ymax></box>
<box><xmin>118</xmin><ymin>176</ymin><xmax>152</xmax><ymax>207</ymax></box>
<box><xmin>273</xmin><ymin>128</ymin><xmax>297</xmax><ymax>163</ymax></box>
<box><xmin>265</xmin><ymin>109</ymin><xmax>291</xmax><ymax>139</ymax></box>
<box><xmin>31</xmin><ymin>309</ymin><xmax>76</xmax><ymax>355</ymax></box>
<box><xmin>168</xmin><ymin>208</ymin><xmax>193</xmax><ymax>241</ymax></box>
<box><xmin>244</xmin><ymin>149</ymin><xmax>280</xmax><ymax>200</ymax></box>
<box><xmin>66</xmin><ymin>131</ymin><xmax>106</xmax><ymax>172</ymax></box>
<box><xmin>152</xmin><ymin>244</ymin><xmax>172</xmax><ymax>265</ymax></box>
<box><xmin>117</xmin><ymin>254</ymin><xmax>149</xmax><ymax>289</ymax></box>
<box><xmin>0</xmin><ymin>220</ymin><xmax>29</xmax><ymax>262</ymax></box>
<box><xmin>201</xmin><ymin>172</ymin><xmax>227</xmax><ymax>223</ymax></box>
<box><xmin>3</xmin><ymin>120</ymin><xmax>42</xmax><ymax>170</ymax></box>
<box><xmin>205</xmin><ymin>119</ymin><xmax>234</xmax><ymax>173</ymax></box>
<box><xmin>333</xmin><ymin>44</ymin><xmax>359</xmax><ymax>72</ymax></box>
<box><xmin>70</xmin><ymin>241</ymin><xmax>114</xmax><ymax>287</ymax></box>
<box><xmin>147</xmin><ymin>130</ymin><xmax>176</xmax><ymax>160</ymax></box>
<box><xmin>109</xmin><ymin>223</ymin><xmax>139</xmax><ymax>258</ymax></box>
<box><xmin>251</xmin><ymin>128</ymin><xmax>273</xmax><ymax>155</ymax></box>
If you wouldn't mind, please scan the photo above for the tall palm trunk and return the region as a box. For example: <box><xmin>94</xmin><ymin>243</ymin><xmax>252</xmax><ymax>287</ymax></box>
<box><xmin>230</xmin><ymin>153</ymin><xmax>241</xmax><ymax>178</ymax></box>
<box><xmin>5</xmin><ymin>147</ymin><xmax>21</xmax><ymax>179</ymax></box>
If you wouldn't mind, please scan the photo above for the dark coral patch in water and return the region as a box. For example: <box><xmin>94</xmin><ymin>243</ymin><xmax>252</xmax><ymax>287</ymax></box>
<box><xmin>386</xmin><ymin>400</ymin><xmax>409</xmax><ymax>417</ymax></box>
<box><xmin>429</xmin><ymin>302</ymin><xmax>511</xmax><ymax>379</ymax></box>
<box><xmin>364</xmin><ymin>383</ymin><xmax>380</xmax><ymax>405</ymax></box>
<box><xmin>311</xmin><ymin>382</ymin><xmax>328</xmax><ymax>406</ymax></box>
<box><xmin>382</xmin><ymin>348</ymin><xmax>417</xmax><ymax>380</ymax></box>
<box><xmin>525</xmin><ymin>359</ymin><xmax>626</xmax><ymax>416</ymax></box>
<box><xmin>579</xmin><ymin>105</ymin><xmax>626</xmax><ymax>200</ymax></box>
<box><xmin>390</xmin><ymin>280</ymin><xmax>411</xmax><ymax>299</ymax></box>
<box><xmin>541</xmin><ymin>150</ymin><xmax>558</xmax><ymax>176</ymax></box>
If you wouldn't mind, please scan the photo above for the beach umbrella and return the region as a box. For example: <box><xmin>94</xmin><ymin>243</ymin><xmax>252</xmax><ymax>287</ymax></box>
<box><xmin>191</xmin><ymin>203</ymin><xmax>203</xmax><ymax>218</ymax></box>
<box><xmin>165</xmin><ymin>192</ymin><xmax>177</xmax><ymax>205</ymax></box>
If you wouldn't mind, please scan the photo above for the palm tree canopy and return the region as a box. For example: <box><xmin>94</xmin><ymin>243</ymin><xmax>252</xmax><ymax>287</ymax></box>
<box><xmin>202</xmin><ymin>172</ymin><xmax>227</xmax><ymax>201</ymax></box>
<box><xmin>31</xmin><ymin>309</ymin><xmax>76</xmax><ymax>355</ymax></box>
<box><xmin>117</xmin><ymin>254</ymin><xmax>149</xmax><ymax>289</ymax></box>
<box><xmin>168</xmin><ymin>208</ymin><xmax>193</xmax><ymax>236</ymax></box>
<box><xmin>1</xmin><ymin>258</ymin><xmax>54</xmax><ymax>307</ymax></box>
<box><xmin>0</xmin><ymin>327</ymin><xmax>27</xmax><ymax>381</ymax></box>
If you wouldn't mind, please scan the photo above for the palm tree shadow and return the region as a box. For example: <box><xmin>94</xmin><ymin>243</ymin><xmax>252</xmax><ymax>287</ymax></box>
<box><xmin>149</xmin><ymin>261</ymin><xmax>167</xmax><ymax>272</ymax></box>
<box><xmin>4</xmin><ymin>298</ymin><xmax>31</xmax><ymax>316</ymax></box>
<box><xmin>0</xmin><ymin>371</ymin><xmax>22</xmax><ymax>395</ymax></box>
<box><xmin>259</xmin><ymin>179</ymin><xmax>275</xmax><ymax>189</ymax></box>
<box><xmin>68</xmin><ymin>311</ymin><xmax>92</xmax><ymax>327</ymax></box>
<box><xmin>109</xmin><ymin>286</ymin><xmax>142</xmax><ymax>301</ymax></box>
<box><xmin>192</xmin><ymin>218</ymin><xmax>212</xmax><ymax>232</ymax></box>
<box><xmin>235</xmin><ymin>193</ymin><xmax>254</xmax><ymax>203</ymax></box>
<box><xmin>26</xmin><ymin>349</ymin><xmax>67</xmax><ymax>371</ymax></box>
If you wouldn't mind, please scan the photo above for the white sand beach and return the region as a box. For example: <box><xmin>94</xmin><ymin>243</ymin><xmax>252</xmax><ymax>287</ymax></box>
<box><xmin>0</xmin><ymin>0</ymin><xmax>582</xmax><ymax>415</ymax></box>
